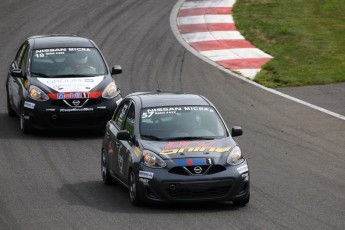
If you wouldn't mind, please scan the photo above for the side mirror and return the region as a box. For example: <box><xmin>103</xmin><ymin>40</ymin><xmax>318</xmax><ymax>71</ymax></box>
<box><xmin>117</xmin><ymin>130</ymin><xmax>131</xmax><ymax>141</ymax></box>
<box><xmin>231</xmin><ymin>126</ymin><xmax>243</xmax><ymax>137</ymax></box>
<box><xmin>111</xmin><ymin>65</ymin><xmax>122</xmax><ymax>75</ymax></box>
<box><xmin>10</xmin><ymin>68</ymin><xmax>23</xmax><ymax>78</ymax></box>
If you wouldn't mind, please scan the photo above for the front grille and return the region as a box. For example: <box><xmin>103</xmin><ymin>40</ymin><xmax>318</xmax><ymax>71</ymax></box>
<box><xmin>169</xmin><ymin>167</ymin><xmax>188</xmax><ymax>175</ymax></box>
<box><xmin>47</xmin><ymin>110</ymin><xmax>107</xmax><ymax>128</ymax></box>
<box><xmin>185</xmin><ymin>165</ymin><xmax>210</xmax><ymax>175</ymax></box>
<box><xmin>50</xmin><ymin>98</ymin><xmax>102</xmax><ymax>107</ymax></box>
<box><xmin>207</xmin><ymin>165</ymin><xmax>226</xmax><ymax>174</ymax></box>
<box><xmin>169</xmin><ymin>164</ymin><xmax>226</xmax><ymax>176</ymax></box>
<box><xmin>166</xmin><ymin>185</ymin><xmax>232</xmax><ymax>200</ymax></box>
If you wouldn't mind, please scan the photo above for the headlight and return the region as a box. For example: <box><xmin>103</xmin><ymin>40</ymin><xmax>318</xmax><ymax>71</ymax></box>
<box><xmin>227</xmin><ymin>146</ymin><xmax>244</xmax><ymax>165</ymax></box>
<box><xmin>28</xmin><ymin>85</ymin><xmax>49</xmax><ymax>101</ymax></box>
<box><xmin>102</xmin><ymin>81</ymin><xmax>119</xmax><ymax>99</ymax></box>
<box><xmin>143</xmin><ymin>150</ymin><xmax>166</xmax><ymax>168</ymax></box>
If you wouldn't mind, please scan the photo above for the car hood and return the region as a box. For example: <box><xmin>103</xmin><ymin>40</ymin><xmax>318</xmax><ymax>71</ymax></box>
<box><xmin>140</xmin><ymin>138</ymin><xmax>236</xmax><ymax>160</ymax></box>
<box><xmin>36</xmin><ymin>75</ymin><xmax>105</xmax><ymax>92</ymax></box>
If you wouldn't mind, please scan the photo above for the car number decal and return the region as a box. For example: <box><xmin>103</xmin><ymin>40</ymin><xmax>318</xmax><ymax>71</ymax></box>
<box><xmin>177</xmin><ymin>158</ymin><xmax>212</xmax><ymax>166</ymax></box>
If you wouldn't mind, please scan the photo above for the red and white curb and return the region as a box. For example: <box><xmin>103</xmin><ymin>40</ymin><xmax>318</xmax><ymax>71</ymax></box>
<box><xmin>177</xmin><ymin>0</ymin><xmax>272</xmax><ymax>79</ymax></box>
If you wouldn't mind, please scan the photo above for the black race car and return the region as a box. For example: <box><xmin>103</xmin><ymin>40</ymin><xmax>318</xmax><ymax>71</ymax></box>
<box><xmin>101</xmin><ymin>92</ymin><xmax>250</xmax><ymax>206</ymax></box>
<box><xmin>6</xmin><ymin>34</ymin><xmax>122</xmax><ymax>133</ymax></box>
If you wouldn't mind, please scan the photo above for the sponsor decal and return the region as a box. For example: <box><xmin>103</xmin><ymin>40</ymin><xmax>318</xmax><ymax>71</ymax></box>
<box><xmin>45</xmin><ymin>108</ymin><xmax>56</xmax><ymax>112</ymax></box>
<box><xmin>24</xmin><ymin>80</ymin><xmax>29</xmax><ymax>89</ymax></box>
<box><xmin>160</xmin><ymin>141</ymin><xmax>231</xmax><ymax>155</ymax></box>
<box><xmin>142</xmin><ymin>106</ymin><xmax>215</xmax><ymax>118</ymax></box>
<box><xmin>242</xmin><ymin>173</ymin><xmax>249</xmax><ymax>181</ymax></box>
<box><xmin>35</xmin><ymin>48</ymin><xmax>67</xmax><ymax>53</ymax></box>
<box><xmin>177</xmin><ymin>158</ymin><xmax>211</xmax><ymax>166</ymax></box>
<box><xmin>34</xmin><ymin>48</ymin><xmax>67</xmax><ymax>57</ymax></box>
<box><xmin>68</xmin><ymin>48</ymin><xmax>91</xmax><ymax>52</ymax></box>
<box><xmin>139</xmin><ymin>178</ymin><xmax>150</xmax><ymax>185</ymax></box>
<box><xmin>118</xmin><ymin>149</ymin><xmax>124</xmax><ymax>174</ymax></box>
<box><xmin>37</xmin><ymin>76</ymin><xmax>103</xmax><ymax>93</ymax></box>
<box><xmin>24</xmin><ymin>101</ymin><xmax>35</xmax><ymax>110</ymax></box>
<box><xmin>139</xmin><ymin>171</ymin><xmax>154</xmax><ymax>179</ymax></box>
<box><xmin>59</xmin><ymin>108</ymin><xmax>93</xmax><ymax>112</ymax></box>
<box><xmin>237</xmin><ymin>165</ymin><xmax>248</xmax><ymax>174</ymax></box>
<box><xmin>34</xmin><ymin>48</ymin><xmax>91</xmax><ymax>57</ymax></box>
<box><xmin>116</xmin><ymin>98</ymin><xmax>123</xmax><ymax>105</ymax></box>
<box><xmin>184</xmin><ymin>106</ymin><xmax>215</xmax><ymax>112</ymax></box>
<box><xmin>97</xmin><ymin>106</ymin><xmax>106</xmax><ymax>110</ymax></box>
<box><xmin>134</xmin><ymin>147</ymin><xmax>141</xmax><ymax>157</ymax></box>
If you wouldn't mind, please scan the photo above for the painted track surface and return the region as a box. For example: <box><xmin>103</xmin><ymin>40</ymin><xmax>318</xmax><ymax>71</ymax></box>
<box><xmin>0</xmin><ymin>0</ymin><xmax>344</xmax><ymax>229</ymax></box>
<box><xmin>176</xmin><ymin>0</ymin><xmax>272</xmax><ymax>79</ymax></box>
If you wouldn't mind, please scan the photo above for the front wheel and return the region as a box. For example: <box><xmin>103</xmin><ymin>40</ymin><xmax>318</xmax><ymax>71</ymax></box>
<box><xmin>101</xmin><ymin>149</ymin><xmax>116</xmax><ymax>185</ymax></box>
<box><xmin>129</xmin><ymin>170</ymin><xmax>141</xmax><ymax>206</ymax></box>
<box><xmin>6</xmin><ymin>91</ymin><xmax>16</xmax><ymax>117</ymax></box>
<box><xmin>20</xmin><ymin>105</ymin><xmax>32</xmax><ymax>134</ymax></box>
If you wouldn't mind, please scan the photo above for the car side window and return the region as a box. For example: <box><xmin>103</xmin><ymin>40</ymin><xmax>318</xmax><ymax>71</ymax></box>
<box><xmin>15</xmin><ymin>43</ymin><xmax>28</xmax><ymax>67</ymax></box>
<box><xmin>19</xmin><ymin>45</ymin><xmax>29</xmax><ymax>74</ymax></box>
<box><xmin>113</xmin><ymin>101</ymin><xmax>130</xmax><ymax>129</ymax></box>
<box><xmin>123</xmin><ymin>104</ymin><xmax>135</xmax><ymax>137</ymax></box>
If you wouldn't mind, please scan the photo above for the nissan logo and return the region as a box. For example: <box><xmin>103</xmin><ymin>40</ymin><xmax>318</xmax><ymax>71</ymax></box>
<box><xmin>72</xmin><ymin>100</ymin><xmax>80</xmax><ymax>106</ymax></box>
<box><xmin>193</xmin><ymin>166</ymin><xmax>203</xmax><ymax>174</ymax></box>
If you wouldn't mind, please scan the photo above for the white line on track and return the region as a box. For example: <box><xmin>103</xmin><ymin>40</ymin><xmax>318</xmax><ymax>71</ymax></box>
<box><xmin>178</xmin><ymin>15</ymin><xmax>234</xmax><ymax>25</ymax></box>
<box><xmin>200</xmin><ymin>48</ymin><xmax>273</xmax><ymax>61</ymax></box>
<box><xmin>182</xmin><ymin>0</ymin><xmax>236</xmax><ymax>9</ymax></box>
<box><xmin>182</xmin><ymin>31</ymin><xmax>244</xmax><ymax>43</ymax></box>
<box><xmin>171</xmin><ymin>0</ymin><xmax>345</xmax><ymax>121</ymax></box>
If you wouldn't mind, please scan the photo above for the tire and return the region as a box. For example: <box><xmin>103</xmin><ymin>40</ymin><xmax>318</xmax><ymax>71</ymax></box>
<box><xmin>233</xmin><ymin>193</ymin><xmax>250</xmax><ymax>206</ymax></box>
<box><xmin>101</xmin><ymin>149</ymin><xmax>116</xmax><ymax>185</ymax></box>
<box><xmin>128</xmin><ymin>170</ymin><xmax>141</xmax><ymax>206</ymax></box>
<box><xmin>6</xmin><ymin>91</ymin><xmax>16</xmax><ymax>117</ymax></box>
<box><xmin>20</xmin><ymin>104</ymin><xmax>32</xmax><ymax>134</ymax></box>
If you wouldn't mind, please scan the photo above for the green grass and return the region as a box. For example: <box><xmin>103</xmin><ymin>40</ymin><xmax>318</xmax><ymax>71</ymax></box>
<box><xmin>233</xmin><ymin>0</ymin><xmax>345</xmax><ymax>87</ymax></box>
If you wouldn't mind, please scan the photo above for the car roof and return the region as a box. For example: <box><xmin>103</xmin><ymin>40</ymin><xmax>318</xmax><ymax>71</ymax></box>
<box><xmin>128</xmin><ymin>92</ymin><xmax>211</xmax><ymax>108</ymax></box>
<box><xmin>28</xmin><ymin>35</ymin><xmax>95</xmax><ymax>49</ymax></box>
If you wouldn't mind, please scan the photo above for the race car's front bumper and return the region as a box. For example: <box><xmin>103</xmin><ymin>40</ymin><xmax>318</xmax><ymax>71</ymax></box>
<box><xmin>22</xmin><ymin>94</ymin><xmax>121</xmax><ymax>131</ymax></box>
<box><xmin>136</xmin><ymin>160</ymin><xmax>249</xmax><ymax>203</ymax></box>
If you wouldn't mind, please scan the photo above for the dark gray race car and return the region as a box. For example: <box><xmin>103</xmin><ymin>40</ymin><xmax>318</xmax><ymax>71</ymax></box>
<box><xmin>101</xmin><ymin>92</ymin><xmax>249</xmax><ymax>206</ymax></box>
<box><xmin>6</xmin><ymin>34</ymin><xmax>122</xmax><ymax>133</ymax></box>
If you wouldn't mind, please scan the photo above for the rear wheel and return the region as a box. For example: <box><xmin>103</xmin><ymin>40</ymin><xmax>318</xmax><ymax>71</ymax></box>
<box><xmin>129</xmin><ymin>170</ymin><xmax>141</xmax><ymax>206</ymax></box>
<box><xmin>101</xmin><ymin>149</ymin><xmax>116</xmax><ymax>185</ymax></box>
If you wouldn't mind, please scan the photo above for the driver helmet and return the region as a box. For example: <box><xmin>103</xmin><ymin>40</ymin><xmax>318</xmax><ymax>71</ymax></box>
<box><xmin>73</xmin><ymin>52</ymin><xmax>88</xmax><ymax>65</ymax></box>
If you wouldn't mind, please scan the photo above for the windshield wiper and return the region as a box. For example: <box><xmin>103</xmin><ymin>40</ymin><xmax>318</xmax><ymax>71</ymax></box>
<box><xmin>141</xmin><ymin>135</ymin><xmax>164</xmax><ymax>141</ymax></box>
<box><xmin>166</xmin><ymin>136</ymin><xmax>214</xmax><ymax>141</ymax></box>
<box><xmin>31</xmin><ymin>72</ymin><xmax>50</xmax><ymax>78</ymax></box>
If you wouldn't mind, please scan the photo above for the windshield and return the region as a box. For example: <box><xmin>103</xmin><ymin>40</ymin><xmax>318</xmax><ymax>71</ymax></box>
<box><xmin>140</xmin><ymin>106</ymin><xmax>227</xmax><ymax>140</ymax></box>
<box><xmin>30</xmin><ymin>47</ymin><xmax>107</xmax><ymax>77</ymax></box>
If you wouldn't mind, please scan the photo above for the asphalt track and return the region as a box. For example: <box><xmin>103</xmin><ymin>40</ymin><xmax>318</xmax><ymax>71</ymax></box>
<box><xmin>0</xmin><ymin>0</ymin><xmax>344</xmax><ymax>229</ymax></box>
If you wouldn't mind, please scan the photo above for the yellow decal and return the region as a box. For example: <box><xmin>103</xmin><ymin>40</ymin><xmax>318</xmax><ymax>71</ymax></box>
<box><xmin>160</xmin><ymin>141</ymin><xmax>231</xmax><ymax>155</ymax></box>
<box><xmin>161</xmin><ymin>146</ymin><xmax>231</xmax><ymax>155</ymax></box>
<box><xmin>24</xmin><ymin>80</ymin><xmax>29</xmax><ymax>89</ymax></box>
<box><xmin>134</xmin><ymin>147</ymin><xmax>141</xmax><ymax>157</ymax></box>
